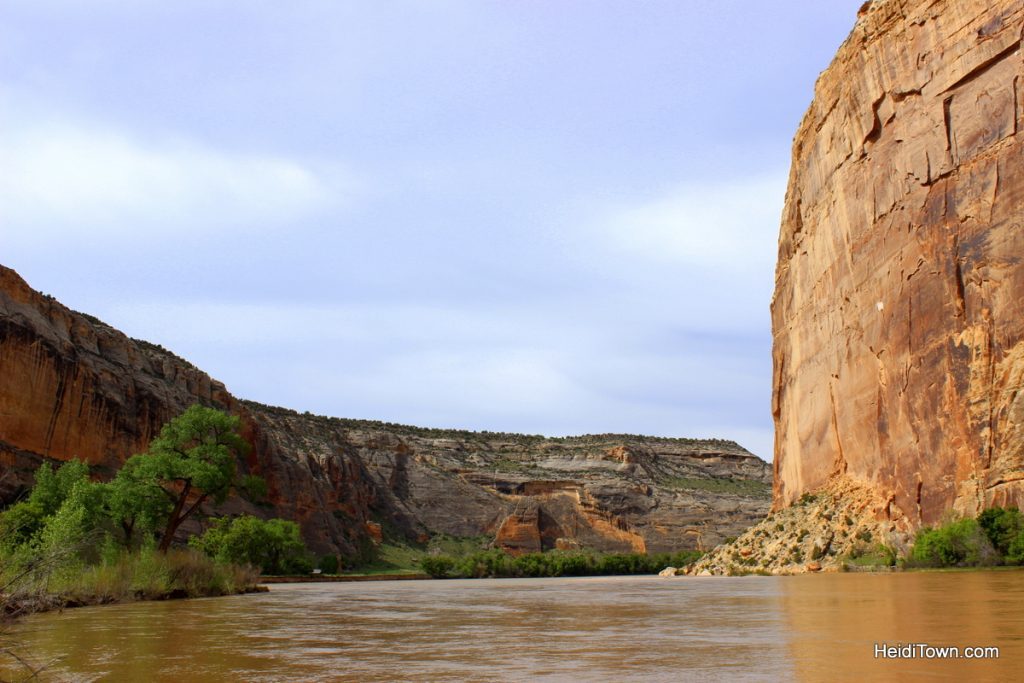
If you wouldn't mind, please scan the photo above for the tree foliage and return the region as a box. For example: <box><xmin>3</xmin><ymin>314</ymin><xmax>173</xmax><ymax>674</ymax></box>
<box><xmin>190</xmin><ymin>515</ymin><xmax>311</xmax><ymax>575</ymax></box>
<box><xmin>420</xmin><ymin>549</ymin><xmax>704</xmax><ymax>579</ymax></box>
<box><xmin>0</xmin><ymin>460</ymin><xmax>96</xmax><ymax>551</ymax></box>
<box><xmin>910</xmin><ymin>517</ymin><xmax>999</xmax><ymax>567</ymax></box>
<box><xmin>977</xmin><ymin>506</ymin><xmax>1024</xmax><ymax>558</ymax></box>
<box><xmin>117</xmin><ymin>405</ymin><xmax>249</xmax><ymax>551</ymax></box>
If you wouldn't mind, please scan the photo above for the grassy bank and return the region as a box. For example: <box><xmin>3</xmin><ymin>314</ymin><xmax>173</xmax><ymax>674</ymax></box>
<box><xmin>337</xmin><ymin>530</ymin><xmax>702</xmax><ymax>580</ymax></box>
<box><xmin>421</xmin><ymin>549</ymin><xmax>703</xmax><ymax>579</ymax></box>
<box><xmin>1</xmin><ymin>548</ymin><xmax>262</xmax><ymax>620</ymax></box>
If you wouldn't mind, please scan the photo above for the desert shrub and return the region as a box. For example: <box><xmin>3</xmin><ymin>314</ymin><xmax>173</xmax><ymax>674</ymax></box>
<box><xmin>845</xmin><ymin>543</ymin><xmax>897</xmax><ymax>567</ymax></box>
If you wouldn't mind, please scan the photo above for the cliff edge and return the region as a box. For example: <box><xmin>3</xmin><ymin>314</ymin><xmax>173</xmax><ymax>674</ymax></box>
<box><xmin>691</xmin><ymin>0</ymin><xmax>1023</xmax><ymax>575</ymax></box>
<box><xmin>774</xmin><ymin>0</ymin><xmax>1023</xmax><ymax>523</ymax></box>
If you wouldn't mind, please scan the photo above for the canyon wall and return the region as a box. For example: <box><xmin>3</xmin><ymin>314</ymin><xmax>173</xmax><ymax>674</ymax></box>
<box><xmin>0</xmin><ymin>265</ymin><xmax>770</xmax><ymax>558</ymax></box>
<box><xmin>773</xmin><ymin>0</ymin><xmax>1024</xmax><ymax>525</ymax></box>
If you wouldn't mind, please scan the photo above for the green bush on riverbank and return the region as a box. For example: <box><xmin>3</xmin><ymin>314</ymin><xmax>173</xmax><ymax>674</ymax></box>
<box><xmin>0</xmin><ymin>407</ymin><xmax>308</xmax><ymax>620</ymax></box>
<box><xmin>189</xmin><ymin>515</ymin><xmax>312</xmax><ymax>575</ymax></box>
<box><xmin>420</xmin><ymin>549</ymin><xmax>703</xmax><ymax>579</ymax></box>
<box><xmin>907</xmin><ymin>506</ymin><xmax>1024</xmax><ymax>568</ymax></box>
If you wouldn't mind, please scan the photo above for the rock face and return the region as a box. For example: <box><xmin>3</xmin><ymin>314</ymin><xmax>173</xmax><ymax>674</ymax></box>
<box><xmin>0</xmin><ymin>265</ymin><xmax>771</xmax><ymax>558</ymax></box>
<box><xmin>687</xmin><ymin>477</ymin><xmax>911</xmax><ymax>575</ymax></box>
<box><xmin>773</xmin><ymin>0</ymin><xmax>1024</xmax><ymax>526</ymax></box>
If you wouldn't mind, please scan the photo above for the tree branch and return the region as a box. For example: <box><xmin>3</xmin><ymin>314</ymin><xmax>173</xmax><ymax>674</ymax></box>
<box><xmin>182</xmin><ymin>492</ymin><xmax>209</xmax><ymax>521</ymax></box>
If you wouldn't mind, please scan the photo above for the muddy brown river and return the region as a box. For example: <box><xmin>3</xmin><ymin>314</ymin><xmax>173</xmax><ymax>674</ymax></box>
<box><xmin>3</xmin><ymin>572</ymin><xmax>1022</xmax><ymax>681</ymax></box>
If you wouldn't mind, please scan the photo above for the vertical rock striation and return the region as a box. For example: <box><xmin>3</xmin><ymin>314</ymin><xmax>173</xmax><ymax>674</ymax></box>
<box><xmin>773</xmin><ymin>0</ymin><xmax>1024</xmax><ymax>526</ymax></box>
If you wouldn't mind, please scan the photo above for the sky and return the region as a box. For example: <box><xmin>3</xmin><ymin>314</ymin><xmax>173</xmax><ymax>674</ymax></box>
<box><xmin>0</xmin><ymin>1</ymin><xmax>864</xmax><ymax>461</ymax></box>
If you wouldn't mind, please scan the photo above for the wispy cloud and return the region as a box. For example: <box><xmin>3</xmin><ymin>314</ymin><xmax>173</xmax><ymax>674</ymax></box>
<box><xmin>0</xmin><ymin>114</ymin><xmax>353</xmax><ymax>245</ymax></box>
<box><xmin>600</xmin><ymin>173</ymin><xmax>786</xmax><ymax>271</ymax></box>
<box><xmin>97</xmin><ymin>296</ymin><xmax>775</xmax><ymax>458</ymax></box>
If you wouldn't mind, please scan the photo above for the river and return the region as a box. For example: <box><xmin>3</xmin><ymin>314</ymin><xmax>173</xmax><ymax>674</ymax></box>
<box><xmin>3</xmin><ymin>571</ymin><xmax>1022</xmax><ymax>681</ymax></box>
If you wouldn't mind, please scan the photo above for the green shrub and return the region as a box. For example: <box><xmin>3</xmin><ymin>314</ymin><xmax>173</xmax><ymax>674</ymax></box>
<box><xmin>1006</xmin><ymin>530</ymin><xmax>1024</xmax><ymax>565</ymax></box>
<box><xmin>318</xmin><ymin>554</ymin><xmax>340</xmax><ymax>574</ymax></box>
<box><xmin>416</xmin><ymin>549</ymin><xmax>701</xmax><ymax>579</ymax></box>
<box><xmin>420</xmin><ymin>556</ymin><xmax>455</xmax><ymax>578</ymax></box>
<box><xmin>909</xmin><ymin>518</ymin><xmax>998</xmax><ymax>568</ymax></box>
<box><xmin>190</xmin><ymin>515</ymin><xmax>311</xmax><ymax>575</ymax></box>
<box><xmin>977</xmin><ymin>507</ymin><xmax>1023</xmax><ymax>557</ymax></box>
<box><xmin>844</xmin><ymin>544</ymin><xmax>897</xmax><ymax>567</ymax></box>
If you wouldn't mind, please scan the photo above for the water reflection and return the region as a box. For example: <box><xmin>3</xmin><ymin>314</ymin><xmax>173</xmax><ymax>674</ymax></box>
<box><xmin>779</xmin><ymin>571</ymin><xmax>1024</xmax><ymax>682</ymax></box>
<box><xmin>2</xmin><ymin>572</ymin><xmax>1021</xmax><ymax>681</ymax></box>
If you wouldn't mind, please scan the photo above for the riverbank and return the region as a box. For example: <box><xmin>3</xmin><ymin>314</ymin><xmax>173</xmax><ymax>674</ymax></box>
<box><xmin>1</xmin><ymin>549</ymin><xmax>265</xmax><ymax>622</ymax></box>
<box><xmin>261</xmin><ymin>573</ymin><xmax>428</xmax><ymax>583</ymax></box>
<box><xmin>1</xmin><ymin>583</ymin><xmax>268</xmax><ymax>621</ymax></box>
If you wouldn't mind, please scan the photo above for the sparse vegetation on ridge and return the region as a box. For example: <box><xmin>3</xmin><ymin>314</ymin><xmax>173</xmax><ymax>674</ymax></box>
<box><xmin>240</xmin><ymin>399</ymin><xmax>748</xmax><ymax>450</ymax></box>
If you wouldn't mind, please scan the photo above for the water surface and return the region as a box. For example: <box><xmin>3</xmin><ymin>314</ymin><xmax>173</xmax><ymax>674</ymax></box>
<box><xmin>4</xmin><ymin>572</ymin><xmax>1022</xmax><ymax>681</ymax></box>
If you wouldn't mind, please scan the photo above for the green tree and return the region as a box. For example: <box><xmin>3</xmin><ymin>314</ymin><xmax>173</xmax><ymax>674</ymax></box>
<box><xmin>977</xmin><ymin>507</ymin><xmax>1023</xmax><ymax>558</ymax></box>
<box><xmin>106</xmin><ymin>465</ymin><xmax>172</xmax><ymax>548</ymax></box>
<box><xmin>119</xmin><ymin>405</ymin><xmax>249</xmax><ymax>552</ymax></box>
<box><xmin>38</xmin><ymin>478</ymin><xmax>108</xmax><ymax>559</ymax></box>
<box><xmin>28</xmin><ymin>459</ymin><xmax>90</xmax><ymax>516</ymax></box>
<box><xmin>190</xmin><ymin>515</ymin><xmax>310</xmax><ymax>574</ymax></box>
<box><xmin>910</xmin><ymin>518</ymin><xmax>998</xmax><ymax>567</ymax></box>
<box><xmin>1007</xmin><ymin>530</ymin><xmax>1024</xmax><ymax>565</ymax></box>
<box><xmin>0</xmin><ymin>460</ymin><xmax>92</xmax><ymax>549</ymax></box>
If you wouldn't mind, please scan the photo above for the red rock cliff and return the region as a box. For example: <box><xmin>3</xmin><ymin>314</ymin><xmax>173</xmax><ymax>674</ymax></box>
<box><xmin>772</xmin><ymin>0</ymin><xmax>1024</xmax><ymax>525</ymax></box>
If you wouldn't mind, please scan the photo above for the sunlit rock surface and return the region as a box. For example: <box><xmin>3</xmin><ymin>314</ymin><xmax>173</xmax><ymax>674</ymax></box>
<box><xmin>773</xmin><ymin>0</ymin><xmax>1024</xmax><ymax>524</ymax></box>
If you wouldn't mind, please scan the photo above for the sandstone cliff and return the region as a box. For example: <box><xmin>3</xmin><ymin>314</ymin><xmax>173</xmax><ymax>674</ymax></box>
<box><xmin>0</xmin><ymin>265</ymin><xmax>770</xmax><ymax>559</ymax></box>
<box><xmin>773</xmin><ymin>0</ymin><xmax>1024</xmax><ymax>526</ymax></box>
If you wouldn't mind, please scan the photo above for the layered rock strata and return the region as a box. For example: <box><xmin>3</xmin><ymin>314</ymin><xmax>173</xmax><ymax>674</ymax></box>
<box><xmin>773</xmin><ymin>0</ymin><xmax>1024</xmax><ymax>525</ymax></box>
<box><xmin>0</xmin><ymin>265</ymin><xmax>771</xmax><ymax>558</ymax></box>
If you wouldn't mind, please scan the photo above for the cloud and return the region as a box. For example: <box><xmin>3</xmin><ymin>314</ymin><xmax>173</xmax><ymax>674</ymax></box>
<box><xmin>94</xmin><ymin>296</ymin><xmax>773</xmax><ymax>459</ymax></box>
<box><xmin>600</xmin><ymin>172</ymin><xmax>786</xmax><ymax>271</ymax></box>
<box><xmin>0</xmin><ymin>115</ymin><xmax>352</xmax><ymax>245</ymax></box>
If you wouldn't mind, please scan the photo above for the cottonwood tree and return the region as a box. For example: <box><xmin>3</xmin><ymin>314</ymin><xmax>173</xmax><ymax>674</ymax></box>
<box><xmin>116</xmin><ymin>405</ymin><xmax>250</xmax><ymax>552</ymax></box>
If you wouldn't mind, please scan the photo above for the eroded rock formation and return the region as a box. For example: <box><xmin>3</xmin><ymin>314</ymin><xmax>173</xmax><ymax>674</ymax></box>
<box><xmin>773</xmin><ymin>0</ymin><xmax>1024</xmax><ymax>526</ymax></box>
<box><xmin>0</xmin><ymin>265</ymin><xmax>770</xmax><ymax>558</ymax></box>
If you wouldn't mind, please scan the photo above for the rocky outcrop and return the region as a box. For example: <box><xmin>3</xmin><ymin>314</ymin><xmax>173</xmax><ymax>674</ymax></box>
<box><xmin>246</xmin><ymin>403</ymin><xmax>772</xmax><ymax>555</ymax></box>
<box><xmin>772</xmin><ymin>0</ymin><xmax>1024</xmax><ymax>526</ymax></box>
<box><xmin>686</xmin><ymin>478</ymin><xmax>911</xmax><ymax>575</ymax></box>
<box><xmin>0</xmin><ymin>265</ymin><xmax>771</xmax><ymax>559</ymax></box>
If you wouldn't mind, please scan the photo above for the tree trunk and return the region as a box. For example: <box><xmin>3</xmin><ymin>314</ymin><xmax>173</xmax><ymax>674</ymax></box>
<box><xmin>158</xmin><ymin>481</ymin><xmax>191</xmax><ymax>553</ymax></box>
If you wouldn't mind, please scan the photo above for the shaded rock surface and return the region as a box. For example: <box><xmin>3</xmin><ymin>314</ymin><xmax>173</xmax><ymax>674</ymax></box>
<box><xmin>773</xmin><ymin>0</ymin><xmax>1024</xmax><ymax>524</ymax></box>
<box><xmin>0</xmin><ymin>265</ymin><xmax>771</xmax><ymax>559</ymax></box>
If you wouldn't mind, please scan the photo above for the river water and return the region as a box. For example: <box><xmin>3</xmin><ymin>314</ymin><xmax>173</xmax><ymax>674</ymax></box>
<box><xmin>3</xmin><ymin>571</ymin><xmax>1022</xmax><ymax>682</ymax></box>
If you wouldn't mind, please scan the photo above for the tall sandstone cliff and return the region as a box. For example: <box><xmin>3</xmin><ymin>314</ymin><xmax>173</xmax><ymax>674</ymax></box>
<box><xmin>773</xmin><ymin>0</ymin><xmax>1024</xmax><ymax>525</ymax></box>
<box><xmin>0</xmin><ymin>265</ymin><xmax>770</xmax><ymax>560</ymax></box>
